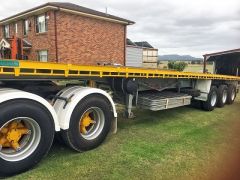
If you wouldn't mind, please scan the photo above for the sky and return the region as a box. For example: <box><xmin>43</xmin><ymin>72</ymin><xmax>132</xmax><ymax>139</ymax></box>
<box><xmin>0</xmin><ymin>0</ymin><xmax>239</xmax><ymax>57</ymax></box>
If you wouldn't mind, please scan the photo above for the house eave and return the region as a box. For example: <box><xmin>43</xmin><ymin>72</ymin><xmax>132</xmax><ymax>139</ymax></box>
<box><xmin>0</xmin><ymin>6</ymin><xmax>58</xmax><ymax>25</ymax></box>
<box><xmin>59</xmin><ymin>8</ymin><xmax>133</xmax><ymax>25</ymax></box>
<box><xmin>0</xmin><ymin>5</ymin><xmax>134</xmax><ymax>25</ymax></box>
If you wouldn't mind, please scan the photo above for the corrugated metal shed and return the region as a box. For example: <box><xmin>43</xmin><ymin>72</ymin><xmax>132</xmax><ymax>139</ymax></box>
<box><xmin>126</xmin><ymin>46</ymin><xmax>143</xmax><ymax>67</ymax></box>
<box><xmin>203</xmin><ymin>48</ymin><xmax>240</xmax><ymax>75</ymax></box>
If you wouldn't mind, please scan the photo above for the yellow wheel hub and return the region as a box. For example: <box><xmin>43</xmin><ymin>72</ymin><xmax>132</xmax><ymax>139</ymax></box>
<box><xmin>0</xmin><ymin>121</ymin><xmax>30</xmax><ymax>151</ymax></box>
<box><xmin>80</xmin><ymin>112</ymin><xmax>96</xmax><ymax>134</ymax></box>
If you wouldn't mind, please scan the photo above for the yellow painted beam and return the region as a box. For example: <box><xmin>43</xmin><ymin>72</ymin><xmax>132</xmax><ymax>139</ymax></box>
<box><xmin>0</xmin><ymin>59</ymin><xmax>239</xmax><ymax>81</ymax></box>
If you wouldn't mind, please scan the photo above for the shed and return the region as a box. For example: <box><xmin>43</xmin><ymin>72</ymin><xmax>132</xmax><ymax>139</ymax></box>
<box><xmin>134</xmin><ymin>41</ymin><xmax>158</xmax><ymax>68</ymax></box>
<box><xmin>126</xmin><ymin>46</ymin><xmax>143</xmax><ymax>67</ymax></box>
<box><xmin>203</xmin><ymin>48</ymin><xmax>240</xmax><ymax>76</ymax></box>
<box><xmin>126</xmin><ymin>39</ymin><xmax>143</xmax><ymax>67</ymax></box>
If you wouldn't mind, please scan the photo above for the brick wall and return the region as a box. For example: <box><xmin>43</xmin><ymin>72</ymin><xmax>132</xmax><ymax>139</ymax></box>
<box><xmin>0</xmin><ymin>10</ymin><xmax>126</xmax><ymax>65</ymax></box>
<box><xmin>56</xmin><ymin>11</ymin><xmax>125</xmax><ymax>65</ymax></box>
<box><xmin>22</xmin><ymin>11</ymin><xmax>57</xmax><ymax>61</ymax></box>
<box><xmin>0</xmin><ymin>11</ymin><xmax>57</xmax><ymax>62</ymax></box>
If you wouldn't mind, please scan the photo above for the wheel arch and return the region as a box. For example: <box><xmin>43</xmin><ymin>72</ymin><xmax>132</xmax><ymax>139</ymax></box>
<box><xmin>0</xmin><ymin>88</ymin><xmax>60</xmax><ymax>131</ymax></box>
<box><xmin>53</xmin><ymin>86</ymin><xmax>117</xmax><ymax>131</ymax></box>
<box><xmin>193</xmin><ymin>79</ymin><xmax>212</xmax><ymax>101</ymax></box>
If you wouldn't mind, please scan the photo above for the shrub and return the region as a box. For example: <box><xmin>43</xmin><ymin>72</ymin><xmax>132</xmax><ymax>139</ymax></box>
<box><xmin>168</xmin><ymin>61</ymin><xmax>188</xmax><ymax>71</ymax></box>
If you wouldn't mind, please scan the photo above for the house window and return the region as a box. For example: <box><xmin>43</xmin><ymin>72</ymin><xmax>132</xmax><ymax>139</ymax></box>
<box><xmin>3</xmin><ymin>25</ymin><xmax>10</xmax><ymax>38</ymax></box>
<box><xmin>23</xmin><ymin>19</ymin><xmax>29</xmax><ymax>35</ymax></box>
<box><xmin>15</xmin><ymin>23</ymin><xmax>18</xmax><ymax>34</ymax></box>
<box><xmin>36</xmin><ymin>14</ymin><xmax>47</xmax><ymax>33</ymax></box>
<box><xmin>37</xmin><ymin>50</ymin><xmax>48</xmax><ymax>62</ymax></box>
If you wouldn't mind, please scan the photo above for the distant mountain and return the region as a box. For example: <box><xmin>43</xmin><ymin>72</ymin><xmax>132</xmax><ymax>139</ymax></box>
<box><xmin>158</xmin><ymin>54</ymin><xmax>202</xmax><ymax>61</ymax></box>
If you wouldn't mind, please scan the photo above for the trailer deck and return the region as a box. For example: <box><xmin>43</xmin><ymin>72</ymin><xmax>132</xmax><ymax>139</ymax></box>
<box><xmin>0</xmin><ymin>59</ymin><xmax>240</xmax><ymax>80</ymax></box>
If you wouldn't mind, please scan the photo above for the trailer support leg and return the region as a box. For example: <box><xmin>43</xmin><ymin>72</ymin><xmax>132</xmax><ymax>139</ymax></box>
<box><xmin>125</xmin><ymin>94</ymin><xmax>135</xmax><ymax>118</ymax></box>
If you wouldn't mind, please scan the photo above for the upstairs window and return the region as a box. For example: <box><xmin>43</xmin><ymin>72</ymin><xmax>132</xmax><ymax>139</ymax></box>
<box><xmin>37</xmin><ymin>50</ymin><xmax>48</xmax><ymax>62</ymax></box>
<box><xmin>23</xmin><ymin>19</ymin><xmax>29</xmax><ymax>35</ymax></box>
<box><xmin>36</xmin><ymin>15</ymin><xmax>47</xmax><ymax>33</ymax></box>
<box><xmin>15</xmin><ymin>23</ymin><xmax>18</xmax><ymax>34</ymax></box>
<box><xmin>3</xmin><ymin>25</ymin><xmax>10</xmax><ymax>38</ymax></box>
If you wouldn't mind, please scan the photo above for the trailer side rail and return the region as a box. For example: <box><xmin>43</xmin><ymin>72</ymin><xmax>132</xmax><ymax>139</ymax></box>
<box><xmin>0</xmin><ymin>59</ymin><xmax>240</xmax><ymax>80</ymax></box>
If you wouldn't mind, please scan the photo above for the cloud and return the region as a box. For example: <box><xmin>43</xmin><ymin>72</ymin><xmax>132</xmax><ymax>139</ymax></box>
<box><xmin>0</xmin><ymin>0</ymin><xmax>239</xmax><ymax>57</ymax></box>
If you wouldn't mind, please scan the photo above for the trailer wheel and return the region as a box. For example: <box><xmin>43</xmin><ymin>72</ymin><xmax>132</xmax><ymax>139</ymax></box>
<box><xmin>226</xmin><ymin>85</ymin><xmax>236</xmax><ymax>105</ymax></box>
<box><xmin>216</xmin><ymin>85</ymin><xmax>228</xmax><ymax>108</ymax></box>
<box><xmin>202</xmin><ymin>86</ymin><xmax>218</xmax><ymax>111</ymax></box>
<box><xmin>61</xmin><ymin>94</ymin><xmax>113</xmax><ymax>152</ymax></box>
<box><xmin>0</xmin><ymin>99</ymin><xmax>54</xmax><ymax>177</ymax></box>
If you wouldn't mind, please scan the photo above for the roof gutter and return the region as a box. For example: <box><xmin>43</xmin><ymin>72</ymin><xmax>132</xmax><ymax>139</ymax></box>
<box><xmin>0</xmin><ymin>6</ymin><xmax>58</xmax><ymax>25</ymax></box>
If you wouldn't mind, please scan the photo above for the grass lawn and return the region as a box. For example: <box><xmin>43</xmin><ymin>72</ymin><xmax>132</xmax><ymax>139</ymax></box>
<box><xmin>184</xmin><ymin>64</ymin><xmax>213</xmax><ymax>73</ymax></box>
<box><xmin>158</xmin><ymin>62</ymin><xmax>213</xmax><ymax>73</ymax></box>
<box><xmin>11</xmin><ymin>97</ymin><xmax>240</xmax><ymax>180</ymax></box>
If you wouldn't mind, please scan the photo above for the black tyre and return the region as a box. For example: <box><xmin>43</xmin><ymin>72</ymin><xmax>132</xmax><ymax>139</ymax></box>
<box><xmin>0</xmin><ymin>99</ymin><xmax>55</xmax><ymax>177</ymax></box>
<box><xmin>54</xmin><ymin>132</ymin><xmax>66</xmax><ymax>145</ymax></box>
<box><xmin>190</xmin><ymin>100</ymin><xmax>202</xmax><ymax>109</ymax></box>
<box><xmin>61</xmin><ymin>94</ymin><xmax>113</xmax><ymax>152</ymax></box>
<box><xmin>216</xmin><ymin>85</ymin><xmax>228</xmax><ymax>108</ymax></box>
<box><xmin>226</xmin><ymin>84</ymin><xmax>237</xmax><ymax>105</ymax></box>
<box><xmin>202</xmin><ymin>86</ymin><xmax>218</xmax><ymax>111</ymax></box>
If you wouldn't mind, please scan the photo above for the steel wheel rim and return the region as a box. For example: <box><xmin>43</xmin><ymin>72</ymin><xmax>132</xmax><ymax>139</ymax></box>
<box><xmin>231</xmin><ymin>89</ymin><xmax>236</xmax><ymax>100</ymax></box>
<box><xmin>0</xmin><ymin>117</ymin><xmax>41</xmax><ymax>162</ymax></box>
<box><xmin>79</xmin><ymin>107</ymin><xmax>105</xmax><ymax>140</ymax></box>
<box><xmin>222</xmin><ymin>90</ymin><xmax>227</xmax><ymax>104</ymax></box>
<box><xmin>211</xmin><ymin>91</ymin><xmax>217</xmax><ymax>106</ymax></box>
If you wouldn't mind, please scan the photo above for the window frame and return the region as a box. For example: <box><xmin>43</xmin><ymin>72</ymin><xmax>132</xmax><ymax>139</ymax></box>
<box><xmin>37</xmin><ymin>50</ymin><xmax>48</xmax><ymax>62</ymax></box>
<box><xmin>23</xmin><ymin>19</ymin><xmax>29</xmax><ymax>36</ymax></box>
<box><xmin>3</xmin><ymin>24</ymin><xmax>10</xmax><ymax>38</ymax></box>
<box><xmin>15</xmin><ymin>23</ymin><xmax>18</xmax><ymax>34</ymax></box>
<box><xmin>36</xmin><ymin>14</ymin><xmax>48</xmax><ymax>33</ymax></box>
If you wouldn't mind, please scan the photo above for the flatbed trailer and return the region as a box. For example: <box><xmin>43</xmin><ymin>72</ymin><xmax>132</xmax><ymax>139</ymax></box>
<box><xmin>0</xmin><ymin>59</ymin><xmax>239</xmax><ymax>176</ymax></box>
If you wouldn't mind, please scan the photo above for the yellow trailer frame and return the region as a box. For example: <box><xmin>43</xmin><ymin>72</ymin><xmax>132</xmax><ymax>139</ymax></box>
<box><xmin>0</xmin><ymin>59</ymin><xmax>240</xmax><ymax>80</ymax></box>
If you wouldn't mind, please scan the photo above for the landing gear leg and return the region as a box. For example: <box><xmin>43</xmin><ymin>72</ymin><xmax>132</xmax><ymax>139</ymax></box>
<box><xmin>125</xmin><ymin>94</ymin><xmax>135</xmax><ymax>118</ymax></box>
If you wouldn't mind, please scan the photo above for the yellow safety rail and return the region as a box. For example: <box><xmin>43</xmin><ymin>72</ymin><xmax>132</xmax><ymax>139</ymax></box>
<box><xmin>0</xmin><ymin>59</ymin><xmax>240</xmax><ymax>80</ymax></box>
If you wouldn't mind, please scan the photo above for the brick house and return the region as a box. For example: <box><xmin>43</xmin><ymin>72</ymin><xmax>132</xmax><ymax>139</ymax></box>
<box><xmin>0</xmin><ymin>2</ymin><xmax>134</xmax><ymax>65</ymax></box>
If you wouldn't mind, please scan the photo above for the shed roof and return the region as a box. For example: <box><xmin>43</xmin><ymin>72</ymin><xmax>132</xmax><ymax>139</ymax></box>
<box><xmin>203</xmin><ymin>48</ymin><xmax>240</xmax><ymax>60</ymax></box>
<box><xmin>0</xmin><ymin>2</ymin><xmax>135</xmax><ymax>25</ymax></box>
<box><xmin>134</xmin><ymin>41</ymin><xmax>154</xmax><ymax>48</ymax></box>
<box><xmin>126</xmin><ymin>38</ymin><xmax>137</xmax><ymax>46</ymax></box>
